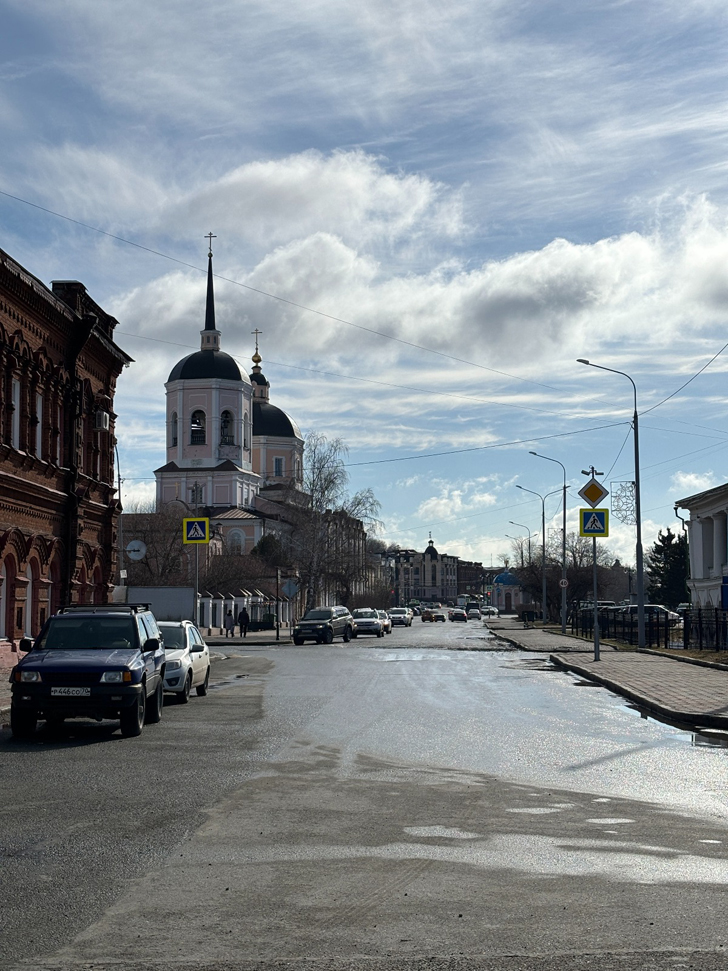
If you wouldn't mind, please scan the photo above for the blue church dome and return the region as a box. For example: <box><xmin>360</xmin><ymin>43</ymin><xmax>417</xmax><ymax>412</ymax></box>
<box><xmin>494</xmin><ymin>571</ymin><xmax>520</xmax><ymax>585</ymax></box>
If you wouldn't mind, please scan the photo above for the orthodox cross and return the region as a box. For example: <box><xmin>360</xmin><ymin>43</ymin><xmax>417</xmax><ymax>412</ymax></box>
<box><xmin>251</xmin><ymin>328</ymin><xmax>262</xmax><ymax>354</ymax></box>
<box><xmin>205</xmin><ymin>232</ymin><xmax>216</xmax><ymax>257</ymax></box>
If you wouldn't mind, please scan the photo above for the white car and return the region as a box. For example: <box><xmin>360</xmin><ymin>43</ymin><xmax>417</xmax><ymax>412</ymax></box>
<box><xmin>159</xmin><ymin>621</ymin><xmax>211</xmax><ymax>703</ymax></box>
<box><xmin>377</xmin><ymin>610</ymin><xmax>393</xmax><ymax>634</ymax></box>
<box><xmin>388</xmin><ymin>608</ymin><xmax>412</xmax><ymax>627</ymax></box>
<box><xmin>467</xmin><ymin>608</ymin><xmax>481</xmax><ymax>620</ymax></box>
<box><xmin>352</xmin><ymin>608</ymin><xmax>384</xmax><ymax>637</ymax></box>
<box><xmin>481</xmin><ymin>606</ymin><xmax>499</xmax><ymax>617</ymax></box>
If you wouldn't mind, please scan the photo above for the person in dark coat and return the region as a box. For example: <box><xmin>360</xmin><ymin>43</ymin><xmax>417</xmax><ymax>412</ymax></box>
<box><xmin>237</xmin><ymin>607</ymin><xmax>250</xmax><ymax>637</ymax></box>
<box><xmin>224</xmin><ymin>610</ymin><xmax>236</xmax><ymax>638</ymax></box>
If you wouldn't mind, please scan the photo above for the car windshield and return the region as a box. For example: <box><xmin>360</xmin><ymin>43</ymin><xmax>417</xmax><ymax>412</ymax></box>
<box><xmin>304</xmin><ymin>609</ymin><xmax>332</xmax><ymax>621</ymax></box>
<box><xmin>160</xmin><ymin>626</ymin><xmax>185</xmax><ymax>648</ymax></box>
<box><xmin>36</xmin><ymin>617</ymin><xmax>136</xmax><ymax>651</ymax></box>
<box><xmin>353</xmin><ymin>609</ymin><xmax>376</xmax><ymax>618</ymax></box>
<box><xmin>390</xmin><ymin>609</ymin><xmax>406</xmax><ymax>614</ymax></box>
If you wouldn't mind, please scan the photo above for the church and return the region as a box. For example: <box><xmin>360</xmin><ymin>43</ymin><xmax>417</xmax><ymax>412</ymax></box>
<box><xmin>153</xmin><ymin>241</ymin><xmax>304</xmax><ymax>552</ymax></box>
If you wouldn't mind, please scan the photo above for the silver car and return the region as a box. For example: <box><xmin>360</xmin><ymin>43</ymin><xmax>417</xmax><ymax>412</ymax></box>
<box><xmin>159</xmin><ymin>621</ymin><xmax>211</xmax><ymax>703</ymax></box>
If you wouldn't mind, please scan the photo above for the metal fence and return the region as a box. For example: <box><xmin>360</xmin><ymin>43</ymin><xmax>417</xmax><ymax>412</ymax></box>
<box><xmin>683</xmin><ymin>608</ymin><xmax>728</xmax><ymax>651</ymax></box>
<box><xmin>571</xmin><ymin>609</ymin><xmax>676</xmax><ymax>649</ymax></box>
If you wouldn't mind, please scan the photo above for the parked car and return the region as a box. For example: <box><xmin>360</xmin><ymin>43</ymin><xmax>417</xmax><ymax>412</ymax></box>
<box><xmin>9</xmin><ymin>603</ymin><xmax>166</xmax><ymax>739</ymax></box>
<box><xmin>676</xmin><ymin>603</ymin><xmax>691</xmax><ymax>617</ymax></box>
<box><xmin>293</xmin><ymin>606</ymin><xmax>354</xmax><ymax>644</ymax></box>
<box><xmin>467</xmin><ymin>608</ymin><xmax>481</xmax><ymax>620</ymax></box>
<box><xmin>389</xmin><ymin>608</ymin><xmax>413</xmax><ymax>626</ymax></box>
<box><xmin>377</xmin><ymin>610</ymin><xmax>392</xmax><ymax>634</ymax></box>
<box><xmin>351</xmin><ymin>608</ymin><xmax>384</xmax><ymax>637</ymax></box>
<box><xmin>620</xmin><ymin>604</ymin><xmax>680</xmax><ymax>625</ymax></box>
<box><xmin>159</xmin><ymin>620</ymin><xmax>210</xmax><ymax>702</ymax></box>
<box><xmin>481</xmin><ymin>606</ymin><xmax>499</xmax><ymax>617</ymax></box>
<box><xmin>450</xmin><ymin>608</ymin><xmax>468</xmax><ymax>622</ymax></box>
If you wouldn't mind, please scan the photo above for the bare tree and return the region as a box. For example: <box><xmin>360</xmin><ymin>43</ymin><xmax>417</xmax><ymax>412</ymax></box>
<box><xmin>282</xmin><ymin>432</ymin><xmax>381</xmax><ymax>611</ymax></box>
<box><xmin>123</xmin><ymin>503</ymin><xmax>190</xmax><ymax>586</ymax></box>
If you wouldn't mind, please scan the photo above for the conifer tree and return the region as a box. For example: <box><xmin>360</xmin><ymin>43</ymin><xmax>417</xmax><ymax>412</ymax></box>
<box><xmin>646</xmin><ymin>528</ymin><xmax>689</xmax><ymax>608</ymax></box>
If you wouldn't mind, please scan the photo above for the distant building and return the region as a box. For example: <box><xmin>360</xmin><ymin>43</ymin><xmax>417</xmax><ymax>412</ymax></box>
<box><xmin>0</xmin><ymin>247</ymin><xmax>131</xmax><ymax>640</ymax></box>
<box><xmin>393</xmin><ymin>539</ymin><xmax>458</xmax><ymax>604</ymax></box>
<box><xmin>492</xmin><ymin>569</ymin><xmax>525</xmax><ymax>614</ymax></box>
<box><xmin>676</xmin><ymin>483</ymin><xmax>727</xmax><ymax>606</ymax></box>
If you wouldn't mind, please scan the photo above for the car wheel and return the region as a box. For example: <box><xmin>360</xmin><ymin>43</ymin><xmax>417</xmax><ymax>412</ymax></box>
<box><xmin>146</xmin><ymin>680</ymin><xmax>163</xmax><ymax>724</ymax></box>
<box><xmin>377</xmin><ymin>630</ymin><xmax>384</xmax><ymax>637</ymax></box>
<box><xmin>196</xmin><ymin>667</ymin><xmax>210</xmax><ymax>696</ymax></box>
<box><xmin>10</xmin><ymin>706</ymin><xmax>36</xmax><ymax>739</ymax></box>
<box><xmin>293</xmin><ymin>635</ymin><xmax>304</xmax><ymax>645</ymax></box>
<box><xmin>343</xmin><ymin>626</ymin><xmax>351</xmax><ymax>642</ymax></box>
<box><xmin>179</xmin><ymin>671</ymin><xmax>192</xmax><ymax>704</ymax></box>
<box><xmin>324</xmin><ymin>628</ymin><xmax>334</xmax><ymax>644</ymax></box>
<box><xmin>120</xmin><ymin>692</ymin><xmax>145</xmax><ymax>738</ymax></box>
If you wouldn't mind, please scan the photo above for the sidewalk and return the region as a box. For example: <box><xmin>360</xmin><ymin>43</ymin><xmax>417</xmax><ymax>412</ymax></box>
<box><xmin>490</xmin><ymin>615</ymin><xmax>728</xmax><ymax>730</ymax></box>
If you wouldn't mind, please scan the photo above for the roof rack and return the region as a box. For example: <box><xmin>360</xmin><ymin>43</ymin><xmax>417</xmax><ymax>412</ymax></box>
<box><xmin>58</xmin><ymin>604</ymin><xmax>152</xmax><ymax>614</ymax></box>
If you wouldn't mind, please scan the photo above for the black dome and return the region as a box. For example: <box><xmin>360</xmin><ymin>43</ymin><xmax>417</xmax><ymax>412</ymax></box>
<box><xmin>168</xmin><ymin>350</ymin><xmax>242</xmax><ymax>382</ymax></box>
<box><xmin>253</xmin><ymin>400</ymin><xmax>302</xmax><ymax>438</ymax></box>
<box><xmin>250</xmin><ymin>371</ymin><xmax>268</xmax><ymax>386</ymax></box>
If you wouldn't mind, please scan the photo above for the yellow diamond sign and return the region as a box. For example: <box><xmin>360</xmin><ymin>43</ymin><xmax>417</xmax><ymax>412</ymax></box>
<box><xmin>578</xmin><ymin>478</ymin><xmax>609</xmax><ymax>507</ymax></box>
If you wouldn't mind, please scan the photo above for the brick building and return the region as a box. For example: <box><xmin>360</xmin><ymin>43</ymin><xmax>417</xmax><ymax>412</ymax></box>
<box><xmin>0</xmin><ymin>248</ymin><xmax>131</xmax><ymax>642</ymax></box>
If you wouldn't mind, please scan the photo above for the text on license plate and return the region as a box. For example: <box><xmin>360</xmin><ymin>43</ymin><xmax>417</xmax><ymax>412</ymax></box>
<box><xmin>50</xmin><ymin>687</ymin><xmax>91</xmax><ymax>697</ymax></box>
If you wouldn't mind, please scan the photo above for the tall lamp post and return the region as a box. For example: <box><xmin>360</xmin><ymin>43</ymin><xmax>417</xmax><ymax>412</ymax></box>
<box><xmin>516</xmin><ymin>485</ymin><xmax>560</xmax><ymax>624</ymax></box>
<box><xmin>577</xmin><ymin>360</ymin><xmax>645</xmax><ymax>650</ymax></box>
<box><xmin>508</xmin><ymin>521</ymin><xmax>532</xmax><ymax>564</ymax></box>
<box><xmin>529</xmin><ymin>452</ymin><xmax>568</xmax><ymax>634</ymax></box>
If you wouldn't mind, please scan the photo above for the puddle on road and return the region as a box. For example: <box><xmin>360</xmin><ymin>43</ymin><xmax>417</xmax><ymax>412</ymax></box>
<box><xmin>621</xmin><ymin>701</ymin><xmax>728</xmax><ymax>749</ymax></box>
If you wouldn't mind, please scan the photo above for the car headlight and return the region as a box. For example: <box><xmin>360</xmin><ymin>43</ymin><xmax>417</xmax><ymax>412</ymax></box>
<box><xmin>166</xmin><ymin>660</ymin><xmax>182</xmax><ymax>671</ymax></box>
<box><xmin>19</xmin><ymin>670</ymin><xmax>40</xmax><ymax>682</ymax></box>
<box><xmin>101</xmin><ymin>670</ymin><xmax>132</xmax><ymax>683</ymax></box>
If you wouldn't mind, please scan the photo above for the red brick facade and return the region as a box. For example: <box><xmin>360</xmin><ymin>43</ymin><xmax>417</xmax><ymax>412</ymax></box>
<box><xmin>0</xmin><ymin>249</ymin><xmax>131</xmax><ymax>642</ymax></box>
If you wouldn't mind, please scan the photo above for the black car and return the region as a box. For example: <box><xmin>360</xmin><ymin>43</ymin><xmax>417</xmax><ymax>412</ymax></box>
<box><xmin>293</xmin><ymin>606</ymin><xmax>354</xmax><ymax>645</ymax></box>
<box><xmin>9</xmin><ymin>604</ymin><xmax>166</xmax><ymax>739</ymax></box>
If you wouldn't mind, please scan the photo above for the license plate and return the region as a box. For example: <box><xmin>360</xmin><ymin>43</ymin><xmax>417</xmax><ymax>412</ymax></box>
<box><xmin>50</xmin><ymin>687</ymin><xmax>91</xmax><ymax>697</ymax></box>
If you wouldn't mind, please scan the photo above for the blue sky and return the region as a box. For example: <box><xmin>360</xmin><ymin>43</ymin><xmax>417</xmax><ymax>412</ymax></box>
<box><xmin>3</xmin><ymin>0</ymin><xmax>728</xmax><ymax>567</ymax></box>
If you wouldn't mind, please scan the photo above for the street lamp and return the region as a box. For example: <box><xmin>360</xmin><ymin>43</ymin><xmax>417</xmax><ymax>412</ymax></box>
<box><xmin>577</xmin><ymin>359</ymin><xmax>645</xmax><ymax>649</ymax></box>
<box><xmin>529</xmin><ymin>452</ymin><xmax>568</xmax><ymax>634</ymax></box>
<box><xmin>515</xmin><ymin>485</ymin><xmax>561</xmax><ymax>624</ymax></box>
<box><xmin>508</xmin><ymin>521</ymin><xmax>532</xmax><ymax>563</ymax></box>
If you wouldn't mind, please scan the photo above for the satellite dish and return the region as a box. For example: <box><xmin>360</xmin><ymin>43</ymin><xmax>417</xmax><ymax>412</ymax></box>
<box><xmin>125</xmin><ymin>540</ymin><xmax>147</xmax><ymax>562</ymax></box>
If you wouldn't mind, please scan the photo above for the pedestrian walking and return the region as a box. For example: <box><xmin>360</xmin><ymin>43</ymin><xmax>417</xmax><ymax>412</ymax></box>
<box><xmin>224</xmin><ymin>609</ymin><xmax>235</xmax><ymax>638</ymax></box>
<box><xmin>237</xmin><ymin>606</ymin><xmax>250</xmax><ymax>638</ymax></box>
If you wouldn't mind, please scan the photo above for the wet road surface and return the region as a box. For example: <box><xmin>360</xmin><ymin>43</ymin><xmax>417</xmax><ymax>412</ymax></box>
<box><xmin>2</xmin><ymin>619</ymin><xmax>728</xmax><ymax>971</ymax></box>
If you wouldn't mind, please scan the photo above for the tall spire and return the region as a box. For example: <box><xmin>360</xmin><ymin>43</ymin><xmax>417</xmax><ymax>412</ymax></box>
<box><xmin>200</xmin><ymin>233</ymin><xmax>221</xmax><ymax>352</ymax></box>
<box><xmin>204</xmin><ymin>232</ymin><xmax>216</xmax><ymax>333</ymax></box>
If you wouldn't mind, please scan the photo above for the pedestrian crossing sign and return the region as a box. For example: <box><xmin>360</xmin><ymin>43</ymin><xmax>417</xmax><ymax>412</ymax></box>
<box><xmin>579</xmin><ymin>508</ymin><xmax>609</xmax><ymax>537</ymax></box>
<box><xmin>183</xmin><ymin>518</ymin><xmax>210</xmax><ymax>544</ymax></box>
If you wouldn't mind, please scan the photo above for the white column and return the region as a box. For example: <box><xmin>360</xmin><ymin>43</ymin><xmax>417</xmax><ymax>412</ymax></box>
<box><xmin>713</xmin><ymin>513</ymin><xmax>726</xmax><ymax>574</ymax></box>
<box><xmin>702</xmin><ymin>518</ymin><xmax>714</xmax><ymax>578</ymax></box>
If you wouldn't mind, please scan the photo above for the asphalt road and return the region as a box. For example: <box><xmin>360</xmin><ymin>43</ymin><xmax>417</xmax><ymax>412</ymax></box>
<box><xmin>2</xmin><ymin>620</ymin><xmax>728</xmax><ymax>971</ymax></box>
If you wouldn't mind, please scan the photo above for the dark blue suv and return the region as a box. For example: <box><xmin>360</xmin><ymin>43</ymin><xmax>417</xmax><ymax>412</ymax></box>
<box><xmin>9</xmin><ymin>604</ymin><xmax>166</xmax><ymax>739</ymax></box>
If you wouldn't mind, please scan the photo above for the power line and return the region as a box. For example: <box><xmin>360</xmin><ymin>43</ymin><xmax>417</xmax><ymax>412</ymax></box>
<box><xmin>0</xmin><ymin>187</ymin><xmax>563</xmax><ymax>394</ymax></box>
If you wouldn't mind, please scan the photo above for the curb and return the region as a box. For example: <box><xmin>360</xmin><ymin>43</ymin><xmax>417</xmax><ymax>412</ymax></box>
<box><xmin>548</xmin><ymin>653</ymin><xmax>728</xmax><ymax>730</ymax></box>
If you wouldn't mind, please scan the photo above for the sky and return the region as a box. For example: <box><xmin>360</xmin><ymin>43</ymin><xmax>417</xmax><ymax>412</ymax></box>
<box><xmin>2</xmin><ymin>0</ymin><xmax>728</xmax><ymax>570</ymax></box>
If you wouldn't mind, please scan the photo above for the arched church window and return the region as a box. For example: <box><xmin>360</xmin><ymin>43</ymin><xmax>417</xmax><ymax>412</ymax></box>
<box><xmin>190</xmin><ymin>410</ymin><xmax>206</xmax><ymax>445</ymax></box>
<box><xmin>220</xmin><ymin>410</ymin><xmax>234</xmax><ymax>445</ymax></box>
<box><xmin>170</xmin><ymin>412</ymin><xmax>178</xmax><ymax>447</ymax></box>
<box><xmin>228</xmin><ymin>530</ymin><xmax>244</xmax><ymax>555</ymax></box>
<box><xmin>243</xmin><ymin>412</ymin><xmax>250</xmax><ymax>450</ymax></box>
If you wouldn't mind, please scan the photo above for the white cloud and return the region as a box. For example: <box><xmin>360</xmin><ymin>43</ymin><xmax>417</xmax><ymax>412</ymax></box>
<box><xmin>671</xmin><ymin>470</ymin><xmax>719</xmax><ymax>496</ymax></box>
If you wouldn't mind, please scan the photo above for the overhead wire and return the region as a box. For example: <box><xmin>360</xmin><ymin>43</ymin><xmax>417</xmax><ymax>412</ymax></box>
<box><xmin>1</xmin><ymin>187</ymin><xmax>563</xmax><ymax>393</ymax></box>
